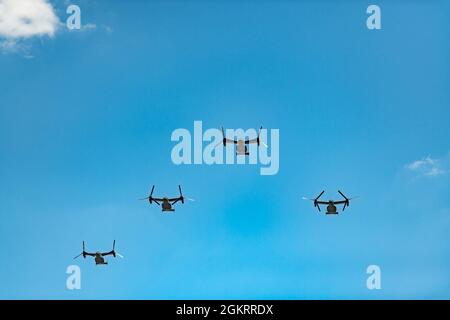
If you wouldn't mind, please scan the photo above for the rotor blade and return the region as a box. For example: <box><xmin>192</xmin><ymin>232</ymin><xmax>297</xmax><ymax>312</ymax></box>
<box><xmin>82</xmin><ymin>241</ymin><xmax>85</xmax><ymax>252</ymax></box>
<box><xmin>214</xmin><ymin>140</ymin><xmax>224</xmax><ymax>149</ymax></box>
<box><xmin>179</xmin><ymin>185</ymin><xmax>183</xmax><ymax>196</ymax></box>
<box><xmin>185</xmin><ymin>197</ymin><xmax>195</xmax><ymax>202</ymax></box>
<box><xmin>337</xmin><ymin>190</ymin><xmax>348</xmax><ymax>200</ymax></box>
<box><xmin>317</xmin><ymin>205</ymin><xmax>321</xmax><ymax>212</ymax></box>
<box><xmin>73</xmin><ymin>253</ymin><xmax>83</xmax><ymax>260</ymax></box>
<box><xmin>153</xmin><ymin>199</ymin><xmax>160</xmax><ymax>205</ymax></box>
<box><xmin>138</xmin><ymin>197</ymin><xmax>150</xmax><ymax>200</ymax></box>
<box><xmin>221</xmin><ymin>127</ymin><xmax>228</xmax><ymax>146</ymax></box>
<box><xmin>113</xmin><ymin>240</ymin><xmax>115</xmax><ymax>251</ymax></box>
<box><xmin>116</xmin><ymin>252</ymin><xmax>124</xmax><ymax>258</ymax></box>
<box><xmin>316</xmin><ymin>190</ymin><xmax>325</xmax><ymax>200</ymax></box>
<box><xmin>302</xmin><ymin>196</ymin><xmax>313</xmax><ymax>201</ymax></box>
<box><xmin>150</xmin><ymin>185</ymin><xmax>155</xmax><ymax>197</ymax></box>
<box><xmin>260</xmin><ymin>140</ymin><xmax>268</xmax><ymax>148</ymax></box>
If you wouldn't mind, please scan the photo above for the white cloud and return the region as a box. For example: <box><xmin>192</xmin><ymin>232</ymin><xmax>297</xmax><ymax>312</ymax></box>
<box><xmin>406</xmin><ymin>156</ymin><xmax>436</xmax><ymax>171</ymax></box>
<box><xmin>0</xmin><ymin>0</ymin><xmax>60</xmax><ymax>39</ymax></box>
<box><xmin>0</xmin><ymin>38</ymin><xmax>18</xmax><ymax>52</ymax></box>
<box><xmin>0</xmin><ymin>1</ymin><xmax>109</xmax><ymax>56</ymax></box>
<box><xmin>425</xmin><ymin>166</ymin><xmax>445</xmax><ymax>177</ymax></box>
<box><xmin>81</xmin><ymin>23</ymin><xmax>96</xmax><ymax>31</ymax></box>
<box><xmin>0</xmin><ymin>38</ymin><xmax>32</xmax><ymax>57</ymax></box>
<box><xmin>405</xmin><ymin>152</ymin><xmax>449</xmax><ymax>177</ymax></box>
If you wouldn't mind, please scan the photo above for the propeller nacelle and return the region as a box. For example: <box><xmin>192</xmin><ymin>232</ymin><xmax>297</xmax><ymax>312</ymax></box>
<box><xmin>179</xmin><ymin>185</ymin><xmax>184</xmax><ymax>204</ymax></box>
<box><xmin>314</xmin><ymin>190</ymin><xmax>325</xmax><ymax>212</ymax></box>
<box><xmin>338</xmin><ymin>190</ymin><xmax>350</xmax><ymax>211</ymax></box>
<box><xmin>112</xmin><ymin>240</ymin><xmax>116</xmax><ymax>258</ymax></box>
<box><xmin>149</xmin><ymin>185</ymin><xmax>155</xmax><ymax>204</ymax></box>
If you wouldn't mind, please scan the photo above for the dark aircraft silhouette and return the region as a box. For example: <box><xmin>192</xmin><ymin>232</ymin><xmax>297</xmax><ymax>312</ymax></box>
<box><xmin>140</xmin><ymin>185</ymin><xmax>193</xmax><ymax>212</ymax></box>
<box><xmin>73</xmin><ymin>240</ymin><xmax>123</xmax><ymax>265</ymax></box>
<box><xmin>303</xmin><ymin>190</ymin><xmax>357</xmax><ymax>214</ymax></box>
<box><xmin>216</xmin><ymin>126</ymin><xmax>267</xmax><ymax>155</ymax></box>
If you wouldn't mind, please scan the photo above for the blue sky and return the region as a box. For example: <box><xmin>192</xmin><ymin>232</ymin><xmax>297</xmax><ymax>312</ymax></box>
<box><xmin>0</xmin><ymin>0</ymin><xmax>449</xmax><ymax>299</ymax></box>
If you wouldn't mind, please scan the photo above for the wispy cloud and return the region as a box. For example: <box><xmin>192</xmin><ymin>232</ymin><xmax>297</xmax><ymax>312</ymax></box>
<box><xmin>405</xmin><ymin>152</ymin><xmax>449</xmax><ymax>177</ymax></box>
<box><xmin>81</xmin><ymin>23</ymin><xmax>97</xmax><ymax>31</ymax></box>
<box><xmin>0</xmin><ymin>38</ymin><xmax>33</xmax><ymax>58</ymax></box>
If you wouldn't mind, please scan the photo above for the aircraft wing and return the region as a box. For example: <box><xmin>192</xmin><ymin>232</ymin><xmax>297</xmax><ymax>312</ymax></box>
<box><xmin>333</xmin><ymin>200</ymin><xmax>347</xmax><ymax>205</ymax></box>
<box><xmin>245</xmin><ymin>138</ymin><xmax>258</xmax><ymax>144</ymax></box>
<box><xmin>225</xmin><ymin>138</ymin><xmax>238</xmax><ymax>144</ymax></box>
<box><xmin>83</xmin><ymin>252</ymin><xmax>96</xmax><ymax>257</ymax></box>
<box><xmin>169</xmin><ymin>197</ymin><xmax>182</xmax><ymax>203</ymax></box>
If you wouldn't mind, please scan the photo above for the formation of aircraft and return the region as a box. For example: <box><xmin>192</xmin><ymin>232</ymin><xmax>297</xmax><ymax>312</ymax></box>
<box><xmin>75</xmin><ymin>126</ymin><xmax>359</xmax><ymax>265</ymax></box>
